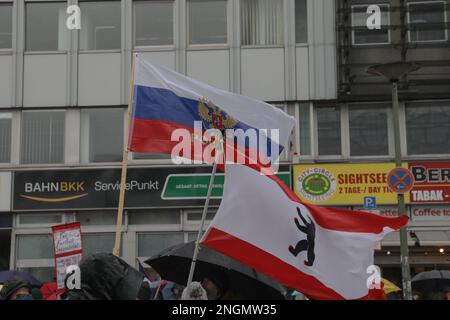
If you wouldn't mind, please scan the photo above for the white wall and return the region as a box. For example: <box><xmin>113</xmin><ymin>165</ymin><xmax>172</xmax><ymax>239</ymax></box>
<box><xmin>187</xmin><ymin>50</ymin><xmax>230</xmax><ymax>91</ymax></box>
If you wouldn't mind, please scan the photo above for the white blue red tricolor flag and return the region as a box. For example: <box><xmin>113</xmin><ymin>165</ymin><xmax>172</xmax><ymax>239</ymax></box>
<box><xmin>129</xmin><ymin>54</ymin><xmax>295</xmax><ymax>168</ymax></box>
<box><xmin>202</xmin><ymin>164</ymin><xmax>409</xmax><ymax>300</ymax></box>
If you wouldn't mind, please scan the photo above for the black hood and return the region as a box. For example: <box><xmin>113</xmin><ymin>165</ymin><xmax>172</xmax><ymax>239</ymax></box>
<box><xmin>0</xmin><ymin>278</ymin><xmax>32</xmax><ymax>300</ymax></box>
<box><xmin>66</xmin><ymin>253</ymin><xmax>143</xmax><ymax>300</ymax></box>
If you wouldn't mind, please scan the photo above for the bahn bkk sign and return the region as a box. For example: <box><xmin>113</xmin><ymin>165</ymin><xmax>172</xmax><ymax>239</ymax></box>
<box><xmin>13</xmin><ymin>166</ymin><xmax>291</xmax><ymax>211</ymax></box>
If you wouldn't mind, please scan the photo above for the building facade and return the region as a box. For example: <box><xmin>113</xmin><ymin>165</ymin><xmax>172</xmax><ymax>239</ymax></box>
<box><xmin>0</xmin><ymin>0</ymin><xmax>448</xmax><ymax>285</ymax></box>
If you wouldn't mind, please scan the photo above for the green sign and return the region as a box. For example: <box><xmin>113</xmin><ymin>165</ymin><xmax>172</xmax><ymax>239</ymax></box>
<box><xmin>161</xmin><ymin>172</ymin><xmax>291</xmax><ymax>200</ymax></box>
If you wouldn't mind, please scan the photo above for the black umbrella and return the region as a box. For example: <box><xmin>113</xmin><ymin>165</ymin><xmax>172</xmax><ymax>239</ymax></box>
<box><xmin>0</xmin><ymin>270</ymin><xmax>42</xmax><ymax>287</ymax></box>
<box><xmin>411</xmin><ymin>270</ymin><xmax>450</xmax><ymax>293</ymax></box>
<box><xmin>145</xmin><ymin>241</ymin><xmax>287</xmax><ymax>300</ymax></box>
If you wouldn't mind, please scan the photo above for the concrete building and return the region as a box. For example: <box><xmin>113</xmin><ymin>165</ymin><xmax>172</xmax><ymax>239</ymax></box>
<box><xmin>0</xmin><ymin>0</ymin><xmax>448</xmax><ymax>286</ymax></box>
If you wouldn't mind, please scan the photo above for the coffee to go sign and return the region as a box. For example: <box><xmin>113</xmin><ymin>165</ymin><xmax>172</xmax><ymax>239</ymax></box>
<box><xmin>294</xmin><ymin>162</ymin><xmax>450</xmax><ymax>206</ymax></box>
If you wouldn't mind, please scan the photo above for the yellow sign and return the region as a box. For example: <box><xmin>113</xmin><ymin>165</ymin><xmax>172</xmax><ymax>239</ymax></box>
<box><xmin>293</xmin><ymin>163</ymin><xmax>410</xmax><ymax>206</ymax></box>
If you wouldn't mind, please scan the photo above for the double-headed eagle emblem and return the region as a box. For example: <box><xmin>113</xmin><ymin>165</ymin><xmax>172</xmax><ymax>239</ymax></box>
<box><xmin>198</xmin><ymin>97</ymin><xmax>238</xmax><ymax>131</ymax></box>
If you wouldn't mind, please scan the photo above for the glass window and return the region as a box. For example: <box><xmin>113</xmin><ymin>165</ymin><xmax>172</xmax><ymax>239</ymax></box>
<box><xmin>241</xmin><ymin>0</ymin><xmax>284</xmax><ymax>46</ymax></box>
<box><xmin>0</xmin><ymin>113</ymin><xmax>12</xmax><ymax>163</ymax></box>
<box><xmin>129</xmin><ymin>210</ymin><xmax>181</xmax><ymax>225</ymax></box>
<box><xmin>295</xmin><ymin>0</ymin><xmax>307</xmax><ymax>43</ymax></box>
<box><xmin>186</xmin><ymin>211</ymin><xmax>216</xmax><ymax>221</ymax></box>
<box><xmin>406</xmin><ymin>104</ymin><xmax>450</xmax><ymax>154</ymax></box>
<box><xmin>349</xmin><ymin>105</ymin><xmax>389</xmax><ymax>156</ymax></box>
<box><xmin>317</xmin><ymin>107</ymin><xmax>341</xmax><ymax>156</ymax></box>
<box><xmin>82</xmin><ymin>233</ymin><xmax>120</xmax><ymax>256</ymax></box>
<box><xmin>21</xmin><ymin>111</ymin><xmax>65</xmax><ymax>164</ymax></box>
<box><xmin>0</xmin><ymin>3</ymin><xmax>12</xmax><ymax>49</ymax></box>
<box><xmin>299</xmin><ymin>103</ymin><xmax>311</xmax><ymax>155</ymax></box>
<box><xmin>25</xmin><ymin>2</ymin><xmax>68</xmax><ymax>51</ymax></box>
<box><xmin>188</xmin><ymin>0</ymin><xmax>227</xmax><ymax>45</ymax></box>
<box><xmin>18</xmin><ymin>267</ymin><xmax>55</xmax><ymax>283</ymax></box>
<box><xmin>19</xmin><ymin>214</ymin><xmax>62</xmax><ymax>225</ymax></box>
<box><xmin>409</xmin><ymin>2</ymin><xmax>447</xmax><ymax>42</ymax></box>
<box><xmin>80</xmin><ymin>1</ymin><xmax>121</xmax><ymax>50</ymax></box>
<box><xmin>133</xmin><ymin>152</ymin><xmax>171</xmax><ymax>160</ymax></box>
<box><xmin>137</xmin><ymin>233</ymin><xmax>184</xmax><ymax>257</ymax></box>
<box><xmin>76</xmin><ymin>211</ymin><xmax>118</xmax><ymax>226</ymax></box>
<box><xmin>134</xmin><ymin>0</ymin><xmax>174</xmax><ymax>46</ymax></box>
<box><xmin>352</xmin><ymin>4</ymin><xmax>390</xmax><ymax>45</ymax></box>
<box><xmin>80</xmin><ymin>108</ymin><xmax>124</xmax><ymax>163</ymax></box>
<box><xmin>17</xmin><ymin>234</ymin><xmax>53</xmax><ymax>259</ymax></box>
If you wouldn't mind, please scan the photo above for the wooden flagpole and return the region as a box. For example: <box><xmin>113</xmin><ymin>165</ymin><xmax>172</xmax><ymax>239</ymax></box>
<box><xmin>113</xmin><ymin>53</ymin><xmax>137</xmax><ymax>257</ymax></box>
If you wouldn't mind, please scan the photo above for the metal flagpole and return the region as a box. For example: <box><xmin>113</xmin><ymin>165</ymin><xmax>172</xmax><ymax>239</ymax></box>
<box><xmin>186</xmin><ymin>134</ymin><xmax>223</xmax><ymax>289</ymax></box>
<box><xmin>113</xmin><ymin>53</ymin><xmax>137</xmax><ymax>257</ymax></box>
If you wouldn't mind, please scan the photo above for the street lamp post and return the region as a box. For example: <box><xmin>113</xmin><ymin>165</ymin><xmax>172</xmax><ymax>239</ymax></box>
<box><xmin>367</xmin><ymin>62</ymin><xmax>420</xmax><ymax>301</ymax></box>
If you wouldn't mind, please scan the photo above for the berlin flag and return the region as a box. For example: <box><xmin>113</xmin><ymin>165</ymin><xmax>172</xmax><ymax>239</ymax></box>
<box><xmin>201</xmin><ymin>164</ymin><xmax>409</xmax><ymax>300</ymax></box>
<box><xmin>129</xmin><ymin>54</ymin><xmax>295</xmax><ymax>167</ymax></box>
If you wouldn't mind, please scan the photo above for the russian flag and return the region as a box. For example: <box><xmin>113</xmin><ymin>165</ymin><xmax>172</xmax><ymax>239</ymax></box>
<box><xmin>129</xmin><ymin>54</ymin><xmax>295</xmax><ymax>169</ymax></box>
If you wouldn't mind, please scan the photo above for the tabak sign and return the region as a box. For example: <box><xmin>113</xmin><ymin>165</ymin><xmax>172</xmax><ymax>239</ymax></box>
<box><xmin>409</xmin><ymin>162</ymin><xmax>450</xmax><ymax>203</ymax></box>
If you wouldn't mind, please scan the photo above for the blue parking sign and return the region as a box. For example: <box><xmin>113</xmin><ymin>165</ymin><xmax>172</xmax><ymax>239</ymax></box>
<box><xmin>364</xmin><ymin>196</ymin><xmax>377</xmax><ymax>209</ymax></box>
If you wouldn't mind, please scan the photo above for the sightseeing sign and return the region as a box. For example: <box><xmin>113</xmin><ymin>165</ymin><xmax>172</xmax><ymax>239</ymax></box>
<box><xmin>293</xmin><ymin>163</ymin><xmax>410</xmax><ymax>206</ymax></box>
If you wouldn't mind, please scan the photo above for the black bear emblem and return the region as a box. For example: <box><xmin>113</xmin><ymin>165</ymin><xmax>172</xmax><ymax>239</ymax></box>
<box><xmin>289</xmin><ymin>207</ymin><xmax>316</xmax><ymax>266</ymax></box>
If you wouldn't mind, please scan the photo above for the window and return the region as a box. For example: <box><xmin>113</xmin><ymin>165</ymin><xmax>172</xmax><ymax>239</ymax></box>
<box><xmin>406</xmin><ymin>104</ymin><xmax>450</xmax><ymax>155</ymax></box>
<box><xmin>299</xmin><ymin>103</ymin><xmax>311</xmax><ymax>155</ymax></box>
<box><xmin>317</xmin><ymin>107</ymin><xmax>341</xmax><ymax>156</ymax></box>
<box><xmin>0</xmin><ymin>3</ymin><xmax>12</xmax><ymax>49</ymax></box>
<box><xmin>241</xmin><ymin>0</ymin><xmax>284</xmax><ymax>46</ymax></box>
<box><xmin>17</xmin><ymin>234</ymin><xmax>53</xmax><ymax>259</ymax></box>
<box><xmin>80</xmin><ymin>108</ymin><xmax>124</xmax><ymax>163</ymax></box>
<box><xmin>134</xmin><ymin>0</ymin><xmax>174</xmax><ymax>46</ymax></box>
<box><xmin>188</xmin><ymin>0</ymin><xmax>227</xmax><ymax>45</ymax></box>
<box><xmin>352</xmin><ymin>4</ymin><xmax>390</xmax><ymax>45</ymax></box>
<box><xmin>80</xmin><ymin>1</ymin><xmax>121</xmax><ymax>50</ymax></box>
<box><xmin>25</xmin><ymin>2</ymin><xmax>68</xmax><ymax>51</ymax></box>
<box><xmin>82</xmin><ymin>233</ymin><xmax>120</xmax><ymax>256</ymax></box>
<box><xmin>295</xmin><ymin>0</ymin><xmax>307</xmax><ymax>43</ymax></box>
<box><xmin>77</xmin><ymin>211</ymin><xmax>118</xmax><ymax>226</ymax></box>
<box><xmin>129</xmin><ymin>210</ymin><xmax>181</xmax><ymax>225</ymax></box>
<box><xmin>137</xmin><ymin>233</ymin><xmax>184</xmax><ymax>257</ymax></box>
<box><xmin>349</xmin><ymin>105</ymin><xmax>389</xmax><ymax>156</ymax></box>
<box><xmin>408</xmin><ymin>1</ymin><xmax>447</xmax><ymax>42</ymax></box>
<box><xmin>21</xmin><ymin>111</ymin><xmax>65</xmax><ymax>164</ymax></box>
<box><xmin>0</xmin><ymin>113</ymin><xmax>12</xmax><ymax>163</ymax></box>
<box><xmin>19</xmin><ymin>214</ymin><xmax>62</xmax><ymax>225</ymax></box>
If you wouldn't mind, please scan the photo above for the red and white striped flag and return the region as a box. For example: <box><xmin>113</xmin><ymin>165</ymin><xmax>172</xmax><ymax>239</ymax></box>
<box><xmin>201</xmin><ymin>164</ymin><xmax>408</xmax><ymax>300</ymax></box>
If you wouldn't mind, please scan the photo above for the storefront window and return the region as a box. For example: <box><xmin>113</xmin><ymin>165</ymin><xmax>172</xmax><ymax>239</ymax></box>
<box><xmin>134</xmin><ymin>0</ymin><xmax>174</xmax><ymax>46</ymax></box>
<box><xmin>17</xmin><ymin>234</ymin><xmax>53</xmax><ymax>260</ymax></box>
<box><xmin>0</xmin><ymin>113</ymin><xmax>12</xmax><ymax>163</ymax></box>
<box><xmin>406</xmin><ymin>104</ymin><xmax>450</xmax><ymax>155</ymax></box>
<box><xmin>137</xmin><ymin>233</ymin><xmax>184</xmax><ymax>257</ymax></box>
<box><xmin>317</xmin><ymin>107</ymin><xmax>341</xmax><ymax>156</ymax></box>
<box><xmin>188</xmin><ymin>0</ymin><xmax>227</xmax><ymax>45</ymax></box>
<box><xmin>25</xmin><ymin>1</ymin><xmax>68</xmax><ymax>51</ymax></box>
<box><xmin>82</xmin><ymin>233</ymin><xmax>120</xmax><ymax>257</ymax></box>
<box><xmin>79</xmin><ymin>1</ymin><xmax>121</xmax><ymax>50</ymax></box>
<box><xmin>241</xmin><ymin>0</ymin><xmax>284</xmax><ymax>46</ymax></box>
<box><xmin>77</xmin><ymin>211</ymin><xmax>118</xmax><ymax>226</ymax></box>
<box><xmin>349</xmin><ymin>105</ymin><xmax>389</xmax><ymax>156</ymax></box>
<box><xmin>129</xmin><ymin>210</ymin><xmax>181</xmax><ymax>225</ymax></box>
<box><xmin>21</xmin><ymin>111</ymin><xmax>65</xmax><ymax>164</ymax></box>
<box><xmin>352</xmin><ymin>4</ymin><xmax>390</xmax><ymax>45</ymax></box>
<box><xmin>80</xmin><ymin>108</ymin><xmax>124</xmax><ymax>163</ymax></box>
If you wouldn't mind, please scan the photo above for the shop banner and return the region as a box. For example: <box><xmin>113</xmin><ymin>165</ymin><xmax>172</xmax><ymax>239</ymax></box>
<box><xmin>293</xmin><ymin>163</ymin><xmax>410</xmax><ymax>206</ymax></box>
<box><xmin>13</xmin><ymin>166</ymin><xmax>291</xmax><ymax>211</ymax></box>
<box><xmin>0</xmin><ymin>172</ymin><xmax>11</xmax><ymax>212</ymax></box>
<box><xmin>51</xmin><ymin>222</ymin><xmax>83</xmax><ymax>291</ymax></box>
<box><xmin>409</xmin><ymin>162</ymin><xmax>450</xmax><ymax>203</ymax></box>
<box><xmin>410</xmin><ymin>205</ymin><xmax>450</xmax><ymax>221</ymax></box>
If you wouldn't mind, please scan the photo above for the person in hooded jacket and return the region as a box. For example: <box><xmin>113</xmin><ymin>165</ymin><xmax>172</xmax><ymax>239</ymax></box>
<box><xmin>65</xmin><ymin>253</ymin><xmax>144</xmax><ymax>300</ymax></box>
<box><xmin>0</xmin><ymin>278</ymin><xmax>33</xmax><ymax>300</ymax></box>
